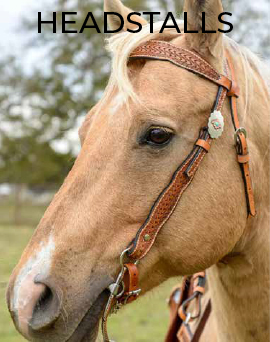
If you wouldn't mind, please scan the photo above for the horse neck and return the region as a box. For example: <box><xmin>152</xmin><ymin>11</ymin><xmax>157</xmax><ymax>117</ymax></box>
<box><xmin>208</xmin><ymin>49</ymin><xmax>270</xmax><ymax>342</ymax></box>
<box><xmin>208</xmin><ymin>217</ymin><xmax>269</xmax><ymax>342</ymax></box>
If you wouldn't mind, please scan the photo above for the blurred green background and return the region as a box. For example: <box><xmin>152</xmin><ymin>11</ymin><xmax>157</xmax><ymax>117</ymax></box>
<box><xmin>0</xmin><ymin>0</ymin><xmax>269</xmax><ymax>341</ymax></box>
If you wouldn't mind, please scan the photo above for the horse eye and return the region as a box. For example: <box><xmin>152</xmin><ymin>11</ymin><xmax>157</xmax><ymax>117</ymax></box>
<box><xmin>145</xmin><ymin>127</ymin><xmax>174</xmax><ymax>146</ymax></box>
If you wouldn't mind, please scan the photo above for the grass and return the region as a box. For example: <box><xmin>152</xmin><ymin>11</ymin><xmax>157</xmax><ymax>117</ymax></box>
<box><xmin>0</xmin><ymin>199</ymin><xmax>48</xmax><ymax>227</ymax></box>
<box><xmin>106</xmin><ymin>277</ymin><xmax>179</xmax><ymax>342</ymax></box>
<box><xmin>0</xmin><ymin>224</ymin><xmax>181</xmax><ymax>342</ymax></box>
<box><xmin>0</xmin><ymin>226</ymin><xmax>34</xmax><ymax>342</ymax></box>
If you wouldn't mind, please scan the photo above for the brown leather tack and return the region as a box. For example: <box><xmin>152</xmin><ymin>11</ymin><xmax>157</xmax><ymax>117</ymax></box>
<box><xmin>226</xmin><ymin>51</ymin><xmax>256</xmax><ymax>217</ymax></box>
<box><xmin>243</xmin><ymin>162</ymin><xmax>256</xmax><ymax>216</ymax></box>
<box><xmin>230</xmin><ymin>91</ymin><xmax>240</xmax><ymax>127</ymax></box>
<box><xmin>179</xmin><ymin>304</ymin><xmax>187</xmax><ymax>322</ymax></box>
<box><xmin>193</xmin><ymin>272</ymin><xmax>206</xmax><ymax>280</ymax></box>
<box><xmin>128</xmin><ymin>147</ymin><xmax>200</xmax><ymax>260</ymax></box>
<box><xmin>121</xmin><ymin>263</ymin><xmax>139</xmax><ymax>304</ymax></box>
<box><xmin>178</xmin><ymin>325</ymin><xmax>192</xmax><ymax>342</ymax></box>
<box><xmin>185</xmin><ymin>141</ymin><xmax>211</xmax><ymax>178</ymax></box>
<box><xmin>196</xmin><ymin>139</ymin><xmax>211</xmax><ymax>152</ymax></box>
<box><xmin>227</xmin><ymin>79</ymin><xmax>240</xmax><ymax>97</ymax></box>
<box><xmin>217</xmin><ymin>75</ymin><xmax>233</xmax><ymax>93</ymax></box>
<box><xmin>130</xmin><ymin>40</ymin><xmax>232</xmax><ymax>92</ymax></box>
<box><xmin>237</xmin><ymin>154</ymin><xmax>249</xmax><ymax>163</ymax></box>
<box><xmin>193</xmin><ymin>286</ymin><xmax>205</xmax><ymax>294</ymax></box>
<box><xmin>103</xmin><ymin>42</ymin><xmax>256</xmax><ymax>342</ymax></box>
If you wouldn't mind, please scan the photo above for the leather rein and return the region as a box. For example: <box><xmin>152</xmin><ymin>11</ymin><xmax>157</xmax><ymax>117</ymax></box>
<box><xmin>101</xmin><ymin>40</ymin><xmax>255</xmax><ymax>342</ymax></box>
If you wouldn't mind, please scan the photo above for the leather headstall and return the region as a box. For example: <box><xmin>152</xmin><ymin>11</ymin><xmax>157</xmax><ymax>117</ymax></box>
<box><xmin>102</xmin><ymin>40</ymin><xmax>256</xmax><ymax>342</ymax></box>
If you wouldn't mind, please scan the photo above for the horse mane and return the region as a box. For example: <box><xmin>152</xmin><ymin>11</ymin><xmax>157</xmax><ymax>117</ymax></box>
<box><xmin>101</xmin><ymin>20</ymin><xmax>270</xmax><ymax>113</ymax></box>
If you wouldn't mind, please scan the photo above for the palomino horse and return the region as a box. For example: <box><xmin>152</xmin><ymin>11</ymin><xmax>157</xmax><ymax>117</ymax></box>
<box><xmin>6</xmin><ymin>0</ymin><xmax>270</xmax><ymax>341</ymax></box>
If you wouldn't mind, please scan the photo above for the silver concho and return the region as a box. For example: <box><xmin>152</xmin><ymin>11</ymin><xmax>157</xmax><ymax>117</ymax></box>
<box><xmin>208</xmin><ymin>110</ymin><xmax>224</xmax><ymax>139</ymax></box>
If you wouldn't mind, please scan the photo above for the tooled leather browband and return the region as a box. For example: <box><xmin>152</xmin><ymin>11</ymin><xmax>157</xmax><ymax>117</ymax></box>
<box><xmin>127</xmin><ymin>40</ymin><xmax>255</xmax><ymax>261</ymax></box>
<box><xmin>130</xmin><ymin>40</ymin><xmax>239</xmax><ymax>97</ymax></box>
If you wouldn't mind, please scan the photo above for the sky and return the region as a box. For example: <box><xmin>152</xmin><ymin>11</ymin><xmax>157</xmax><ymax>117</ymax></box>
<box><xmin>0</xmin><ymin>0</ymin><xmax>82</xmax><ymax>154</ymax></box>
<box><xmin>0</xmin><ymin>0</ymin><xmax>35</xmax><ymax>53</ymax></box>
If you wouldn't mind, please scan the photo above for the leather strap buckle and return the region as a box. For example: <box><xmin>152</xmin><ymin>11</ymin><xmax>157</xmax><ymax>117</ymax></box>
<box><xmin>234</xmin><ymin>127</ymin><xmax>247</xmax><ymax>145</ymax></box>
<box><xmin>102</xmin><ymin>249</ymin><xmax>140</xmax><ymax>341</ymax></box>
<box><xmin>121</xmin><ymin>288</ymin><xmax>141</xmax><ymax>305</ymax></box>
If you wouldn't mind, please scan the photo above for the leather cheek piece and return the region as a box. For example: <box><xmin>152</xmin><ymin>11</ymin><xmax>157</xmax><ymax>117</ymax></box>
<box><xmin>121</xmin><ymin>263</ymin><xmax>140</xmax><ymax>304</ymax></box>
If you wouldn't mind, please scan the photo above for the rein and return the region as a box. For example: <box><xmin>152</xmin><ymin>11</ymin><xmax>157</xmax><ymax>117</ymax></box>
<box><xmin>102</xmin><ymin>40</ymin><xmax>255</xmax><ymax>342</ymax></box>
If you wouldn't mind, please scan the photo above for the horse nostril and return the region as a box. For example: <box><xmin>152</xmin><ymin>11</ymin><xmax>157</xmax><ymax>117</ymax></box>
<box><xmin>34</xmin><ymin>285</ymin><xmax>53</xmax><ymax>315</ymax></box>
<box><xmin>29</xmin><ymin>281</ymin><xmax>61</xmax><ymax>331</ymax></box>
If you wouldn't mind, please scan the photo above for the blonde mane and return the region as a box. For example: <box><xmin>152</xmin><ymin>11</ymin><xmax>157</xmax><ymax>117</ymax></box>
<box><xmin>101</xmin><ymin>20</ymin><xmax>270</xmax><ymax>114</ymax></box>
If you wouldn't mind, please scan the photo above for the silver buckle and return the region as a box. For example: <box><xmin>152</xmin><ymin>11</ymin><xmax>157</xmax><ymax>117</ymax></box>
<box><xmin>123</xmin><ymin>289</ymin><xmax>142</xmax><ymax>305</ymax></box>
<box><xmin>106</xmin><ymin>248</ymin><xmax>140</xmax><ymax>312</ymax></box>
<box><xmin>234</xmin><ymin>127</ymin><xmax>247</xmax><ymax>145</ymax></box>
<box><xmin>102</xmin><ymin>248</ymin><xmax>141</xmax><ymax>341</ymax></box>
<box><xmin>185</xmin><ymin>312</ymin><xmax>191</xmax><ymax>325</ymax></box>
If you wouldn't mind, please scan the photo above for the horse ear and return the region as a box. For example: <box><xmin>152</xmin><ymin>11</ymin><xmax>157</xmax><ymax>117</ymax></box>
<box><xmin>184</xmin><ymin>0</ymin><xmax>224</xmax><ymax>67</ymax></box>
<box><xmin>104</xmin><ymin>0</ymin><xmax>147</xmax><ymax>32</ymax></box>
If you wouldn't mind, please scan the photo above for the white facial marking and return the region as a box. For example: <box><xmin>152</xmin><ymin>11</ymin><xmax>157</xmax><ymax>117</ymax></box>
<box><xmin>109</xmin><ymin>92</ymin><xmax>125</xmax><ymax>115</ymax></box>
<box><xmin>12</xmin><ymin>234</ymin><xmax>55</xmax><ymax>313</ymax></box>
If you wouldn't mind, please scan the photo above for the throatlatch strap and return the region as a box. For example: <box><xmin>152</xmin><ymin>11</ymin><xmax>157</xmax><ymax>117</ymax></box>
<box><xmin>226</xmin><ymin>52</ymin><xmax>256</xmax><ymax>217</ymax></box>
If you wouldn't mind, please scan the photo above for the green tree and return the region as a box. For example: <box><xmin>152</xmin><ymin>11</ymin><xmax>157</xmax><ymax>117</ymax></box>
<box><xmin>0</xmin><ymin>57</ymin><xmax>74</xmax><ymax>224</ymax></box>
<box><xmin>0</xmin><ymin>131</ymin><xmax>73</xmax><ymax>224</ymax></box>
<box><xmin>0</xmin><ymin>133</ymin><xmax>73</xmax><ymax>187</ymax></box>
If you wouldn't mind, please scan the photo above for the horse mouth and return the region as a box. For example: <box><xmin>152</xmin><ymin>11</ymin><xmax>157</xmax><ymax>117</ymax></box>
<box><xmin>67</xmin><ymin>289</ymin><xmax>109</xmax><ymax>342</ymax></box>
